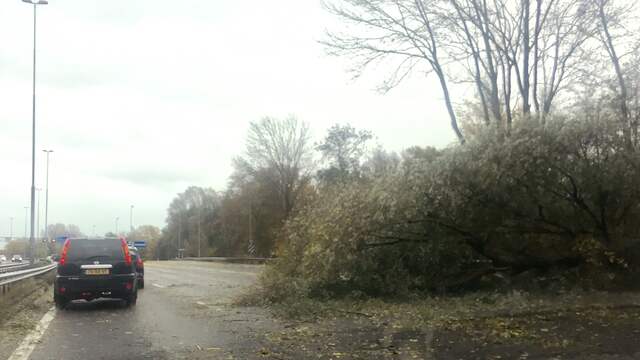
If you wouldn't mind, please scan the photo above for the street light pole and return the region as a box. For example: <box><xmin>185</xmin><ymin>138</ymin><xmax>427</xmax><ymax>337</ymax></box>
<box><xmin>129</xmin><ymin>205</ymin><xmax>134</xmax><ymax>234</ymax></box>
<box><xmin>36</xmin><ymin>188</ymin><xmax>41</xmax><ymax>241</ymax></box>
<box><xmin>24</xmin><ymin>206</ymin><xmax>29</xmax><ymax>239</ymax></box>
<box><xmin>42</xmin><ymin>149</ymin><xmax>53</xmax><ymax>242</ymax></box>
<box><xmin>22</xmin><ymin>0</ymin><xmax>48</xmax><ymax>263</ymax></box>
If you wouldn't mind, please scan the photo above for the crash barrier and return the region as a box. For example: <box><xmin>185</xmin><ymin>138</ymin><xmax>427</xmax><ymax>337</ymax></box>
<box><xmin>0</xmin><ymin>263</ymin><xmax>57</xmax><ymax>296</ymax></box>
<box><xmin>0</xmin><ymin>262</ymin><xmax>31</xmax><ymax>273</ymax></box>
<box><xmin>181</xmin><ymin>257</ymin><xmax>272</xmax><ymax>265</ymax></box>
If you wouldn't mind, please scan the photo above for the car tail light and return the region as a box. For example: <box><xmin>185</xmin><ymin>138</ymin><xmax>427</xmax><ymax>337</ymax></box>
<box><xmin>136</xmin><ymin>255</ymin><xmax>143</xmax><ymax>268</ymax></box>
<box><xmin>59</xmin><ymin>239</ymin><xmax>71</xmax><ymax>266</ymax></box>
<box><xmin>125</xmin><ymin>282</ymin><xmax>133</xmax><ymax>290</ymax></box>
<box><xmin>120</xmin><ymin>238</ymin><xmax>132</xmax><ymax>266</ymax></box>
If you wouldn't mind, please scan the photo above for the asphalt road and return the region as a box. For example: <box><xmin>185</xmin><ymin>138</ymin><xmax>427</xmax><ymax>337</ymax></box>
<box><xmin>22</xmin><ymin>261</ymin><xmax>277</xmax><ymax>360</ymax></box>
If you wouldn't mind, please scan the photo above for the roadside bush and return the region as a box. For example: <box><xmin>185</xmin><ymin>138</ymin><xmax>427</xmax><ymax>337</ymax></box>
<box><xmin>258</xmin><ymin>115</ymin><xmax>640</xmax><ymax>300</ymax></box>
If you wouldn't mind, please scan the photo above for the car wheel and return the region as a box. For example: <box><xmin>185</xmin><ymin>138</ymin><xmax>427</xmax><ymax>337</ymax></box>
<box><xmin>138</xmin><ymin>279</ymin><xmax>144</xmax><ymax>289</ymax></box>
<box><xmin>54</xmin><ymin>295</ymin><xmax>68</xmax><ymax>310</ymax></box>
<box><xmin>125</xmin><ymin>292</ymin><xmax>138</xmax><ymax>307</ymax></box>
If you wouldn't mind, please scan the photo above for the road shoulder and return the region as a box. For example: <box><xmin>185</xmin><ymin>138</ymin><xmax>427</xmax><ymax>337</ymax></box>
<box><xmin>0</xmin><ymin>281</ymin><xmax>54</xmax><ymax>360</ymax></box>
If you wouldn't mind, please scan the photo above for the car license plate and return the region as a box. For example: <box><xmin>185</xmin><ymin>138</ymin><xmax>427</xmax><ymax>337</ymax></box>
<box><xmin>85</xmin><ymin>268</ymin><xmax>109</xmax><ymax>275</ymax></box>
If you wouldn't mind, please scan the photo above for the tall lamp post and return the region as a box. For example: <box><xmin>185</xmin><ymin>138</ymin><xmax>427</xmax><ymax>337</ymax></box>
<box><xmin>129</xmin><ymin>205</ymin><xmax>134</xmax><ymax>235</ymax></box>
<box><xmin>24</xmin><ymin>206</ymin><xmax>29</xmax><ymax>239</ymax></box>
<box><xmin>22</xmin><ymin>0</ymin><xmax>48</xmax><ymax>263</ymax></box>
<box><xmin>36</xmin><ymin>188</ymin><xmax>41</xmax><ymax>240</ymax></box>
<box><xmin>42</xmin><ymin>149</ymin><xmax>53</xmax><ymax>242</ymax></box>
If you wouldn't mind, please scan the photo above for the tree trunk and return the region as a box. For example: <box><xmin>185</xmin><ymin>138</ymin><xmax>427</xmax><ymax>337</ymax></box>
<box><xmin>522</xmin><ymin>0</ymin><xmax>532</xmax><ymax>116</ymax></box>
<box><xmin>532</xmin><ymin>0</ymin><xmax>543</xmax><ymax>115</ymax></box>
<box><xmin>597</xmin><ymin>1</ymin><xmax>631</xmax><ymax>149</ymax></box>
<box><xmin>436</xmin><ymin>66</ymin><xmax>465</xmax><ymax>144</ymax></box>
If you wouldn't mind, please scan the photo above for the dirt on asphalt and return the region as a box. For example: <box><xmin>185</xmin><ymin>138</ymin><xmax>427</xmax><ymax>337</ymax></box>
<box><xmin>0</xmin><ymin>278</ymin><xmax>54</xmax><ymax>359</ymax></box>
<box><xmin>251</xmin><ymin>291</ymin><xmax>640</xmax><ymax>359</ymax></box>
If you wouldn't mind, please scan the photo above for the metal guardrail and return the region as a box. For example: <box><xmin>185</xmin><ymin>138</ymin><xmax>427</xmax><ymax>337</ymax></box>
<box><xmin>0</xmin><ymin>263</ymin><xmax>31</xmax><ymax>273</ymax></box>
<box><xmin>181</xmin><ymin>256</ymin><xmax>271</xmax><ymax>264</ymax></box>
<box><xmin>0</xmin><ymin>263</ymin><xmax>57</xmax><ymax>287</ymax></box>
<box><xmin>0</xmin><ymin>262</ymin><xmax>26</xmax><ymax>268</ymax></box>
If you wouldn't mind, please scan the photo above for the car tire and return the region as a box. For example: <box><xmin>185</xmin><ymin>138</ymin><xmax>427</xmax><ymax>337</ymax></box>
<box><xmin>138</xmin><ymin>279</ymin><xmax>144</xmax><ymax>289</ymax></box>
<box><xmin>125</xmin><ymin>292</ymin><xmax>137</xmax><ymax>307</ymax></box>
<box><xmin>54</xmin><ymin>295</ymin><xmax>68</xmax><ymax>310</ymax></box>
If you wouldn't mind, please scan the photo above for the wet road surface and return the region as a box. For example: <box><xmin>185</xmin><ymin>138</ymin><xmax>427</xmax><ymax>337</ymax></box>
<box><xmin>24</xmin><ymin>261</ymin><xmax>277</xmax><ymax>360</ymax></box>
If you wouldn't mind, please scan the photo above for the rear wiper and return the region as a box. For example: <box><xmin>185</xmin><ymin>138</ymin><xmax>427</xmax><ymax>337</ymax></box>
<box><xmin>84</xmin><ymin>255</ymin><xmax>110</xmax><ymax>260</ymax></box>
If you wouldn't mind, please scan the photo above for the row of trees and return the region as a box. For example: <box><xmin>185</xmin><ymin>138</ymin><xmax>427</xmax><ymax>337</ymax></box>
<box><xmin>154</xmin><ymin>120</ymin><xmax>391</xmax><ymax>260</ymax></box>
<box><xmin>1</xmin><ymin>240</ymin><xmax>51</xmax><ymax>259</ymax></box>
<box><xmin>0</xmin><ymin>224</ymin><xmax>84</xmax><ymax>257</ymax></box>
<box><xmin>1</xmin><ymin>223</ymin><xmax>165</xmax><ymax>260</ymax></box>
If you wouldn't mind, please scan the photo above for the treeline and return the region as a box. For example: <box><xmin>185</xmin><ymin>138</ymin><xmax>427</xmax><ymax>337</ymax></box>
<box><xmin>154</xmin><ymin>120</ymin><xmax>391</xmax><ymax>259</ymax></box>
<box><xmin>1</xmin><ymin>223</ymin><xmax>85</xmax><ymax>259</ymax></box>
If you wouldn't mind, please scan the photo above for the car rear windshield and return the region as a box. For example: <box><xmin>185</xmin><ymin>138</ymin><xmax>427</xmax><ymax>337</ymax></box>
<box><xmin>66</xmin><ymin>239</ymin><xmax>123</xmax><ymax>262</ymax></box>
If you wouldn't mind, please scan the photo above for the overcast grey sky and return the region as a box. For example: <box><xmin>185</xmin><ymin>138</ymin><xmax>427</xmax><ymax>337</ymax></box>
<box><xmin>0</xmin><ymin>0</ymin><xmax>455</xmax><ymax>238</ymax></box>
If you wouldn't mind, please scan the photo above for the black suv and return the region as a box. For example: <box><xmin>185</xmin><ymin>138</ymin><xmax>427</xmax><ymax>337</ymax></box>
<box><xmin>54</xmin><ymin>238</ymin><xmax>138</xmax><ymax>309</ymax></box>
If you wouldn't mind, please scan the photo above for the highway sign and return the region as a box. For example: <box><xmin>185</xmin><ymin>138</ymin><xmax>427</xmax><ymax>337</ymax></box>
<box><xmin>133</xmin><ymin>240</ymin><xmax>146</xmax><ymax>248</ymax></box>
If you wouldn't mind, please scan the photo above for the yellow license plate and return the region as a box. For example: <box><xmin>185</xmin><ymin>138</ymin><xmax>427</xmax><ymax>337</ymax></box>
<box><xmin>85</xmin><ymin>268</ymin><xmax>109</xmax><ymax>275</ymax></box>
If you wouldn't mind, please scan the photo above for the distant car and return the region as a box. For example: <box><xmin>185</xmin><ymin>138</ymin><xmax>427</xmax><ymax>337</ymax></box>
<box><xmin>0</xmin><ymin>255</ymin><xmax>6</xmax><ymax>262</ymax></box>
<box><xmin>11</xmin><ymin>255</ymin><xmax>23</xmax><ymax>263</ymax></box>
<box><xmin>54</xmin><ymin>238</ymin><xmax>138</xmax><ymax>309</ymax></box>
<box><xmin>128</xmin><ymin>246</ymin><xmax>144</xmax><ymax>289</ymax></box>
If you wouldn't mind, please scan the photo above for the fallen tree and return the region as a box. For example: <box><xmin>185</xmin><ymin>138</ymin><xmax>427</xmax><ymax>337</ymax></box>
<box><xmin>259</xmin><ymin>114</ymin><xmax>640</xmax><ymax>300</ymax></box>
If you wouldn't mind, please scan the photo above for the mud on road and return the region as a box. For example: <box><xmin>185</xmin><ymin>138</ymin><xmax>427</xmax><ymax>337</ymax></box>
<box><xmin>0</xmin><ymin>276</ymin><xmax>54</xmax><ymax>359</ymax></box>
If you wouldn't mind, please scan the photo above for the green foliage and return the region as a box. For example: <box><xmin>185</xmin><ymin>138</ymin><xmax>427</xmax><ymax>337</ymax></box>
<box><xmin>260</xmin><ymin>115</ymin><xmax>640</xmax><ymax>300</ymax></box>
<box><xmin>439</xmin><ymin>118</ymin><xmax>640</xmax><ymax>263</ymax></box>
<box><xmin>264</xmin><ymin>158</ymin><xmax>476</xmax><ymax>298</ymax></box>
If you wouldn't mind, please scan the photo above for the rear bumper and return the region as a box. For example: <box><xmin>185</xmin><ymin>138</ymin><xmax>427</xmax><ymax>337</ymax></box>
<box><xmin>55</xmin><ymin>273</ymin><xmax>136</xmax><ymax>300</ymax></box>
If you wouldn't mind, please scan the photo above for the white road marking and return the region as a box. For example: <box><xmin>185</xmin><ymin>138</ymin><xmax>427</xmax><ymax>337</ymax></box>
<box><xmin>8</xmin><ymin>306</ymin><xmax>56</xmax><ymax>360</ymax></box>
<box><xmin>152</xmin><ymin>283</ymin><xmax>166</xmax><ymax>288</ymax></box>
